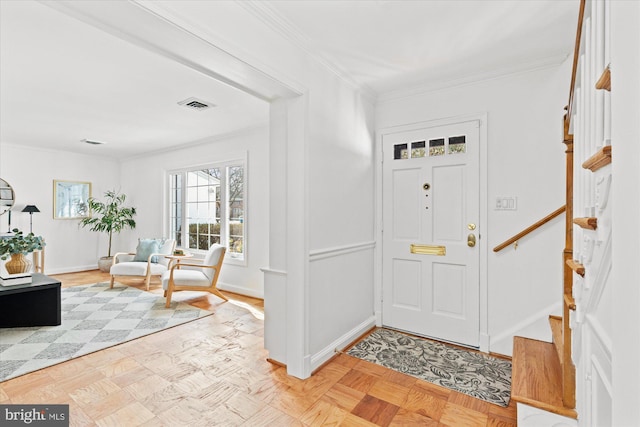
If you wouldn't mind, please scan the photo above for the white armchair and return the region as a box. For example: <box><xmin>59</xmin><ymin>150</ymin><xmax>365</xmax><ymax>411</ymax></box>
<box><xmin>161</xmin><ymin>244</ymin><xmax>227</xmax><ymax>308</ymax></box>
<box><xmin>110</xmin><ymin>238</ymin><xmax>176</xmax><ymax>290</ymax></box>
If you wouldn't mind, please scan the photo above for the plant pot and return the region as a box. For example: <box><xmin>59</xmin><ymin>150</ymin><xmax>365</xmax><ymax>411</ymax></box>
<box><xmin>5</xmin><ymin>253</ymin><xmax>32</xmax><ymax>274</ymax></box>
<box><xmin>98</xmin><ymin>256</ymin><xmax>113</xmax><ymax>273</ymax></box>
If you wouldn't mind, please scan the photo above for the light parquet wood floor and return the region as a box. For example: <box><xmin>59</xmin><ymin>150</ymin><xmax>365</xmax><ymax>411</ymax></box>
<box><xmin>0</xmin><ymin>271</ymin><xmax>517</xmax><ymax>426</ymax></box>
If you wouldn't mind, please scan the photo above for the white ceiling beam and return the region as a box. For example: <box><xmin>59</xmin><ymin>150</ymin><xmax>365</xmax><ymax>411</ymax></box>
<box><xmin>41</xmin><ymin>0</ymin><xmax>300</xmax><ymax>102</ymax></box>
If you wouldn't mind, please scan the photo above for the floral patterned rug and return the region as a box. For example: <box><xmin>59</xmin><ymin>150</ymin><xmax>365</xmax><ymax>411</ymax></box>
<box><xmin>347</xmin><ymin>328</ymin><xmax>512</xmax><ymax>407</ymax></box>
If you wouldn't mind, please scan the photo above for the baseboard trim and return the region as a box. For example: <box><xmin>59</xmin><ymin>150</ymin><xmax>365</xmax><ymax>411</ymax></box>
<box><xmin>44</xmin><ymin>265</ymin><xmax>98</xmax><ymax>275</ymax></box>
<box><xmin>480</xmin><ymin>332</ymin><xmax>490</xmax><ymax>353</ymax></box>
<box><xmin>490</xmin><ymin>302</ymin><xmax>561</xmax><ymax>355</ymax></box>
<box><xmin>517</xmin><ymin>402</ymin><xmax>578</xmax><ymax>427</ymax></box>
<box><xmin>310</xmin><ymin>315</ymin><xmax>376</xmax><ymax>372</ymax></box>
<box><xmin>217</xmin><ymin>281</ymin><xmax>264</xmax><ymax>299</ymax></box>
<box><xmin>375</xmin><ymin>310</ymin><xmax>383</xmax><ymax>326</ymax></box>
<box><xmin>266</xmin><ymin>358</ymin><xmax>287</xmax><ymax>368</ymax></box>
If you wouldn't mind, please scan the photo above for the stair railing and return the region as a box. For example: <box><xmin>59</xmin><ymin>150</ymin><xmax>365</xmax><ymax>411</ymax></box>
<box><xmin>493</xmin><ymin>205</ymin><xmax>566</xmax><ymax>252</ymax></box>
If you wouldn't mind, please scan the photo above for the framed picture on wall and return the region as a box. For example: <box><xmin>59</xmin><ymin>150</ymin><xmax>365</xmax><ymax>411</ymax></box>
<box><xmin>53</xmin><ymin>180</ymin><xmax>91</xmax><ymax>219</ymax></box>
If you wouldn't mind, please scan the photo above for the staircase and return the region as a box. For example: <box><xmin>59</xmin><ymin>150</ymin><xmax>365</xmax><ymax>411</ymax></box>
<box><xmin>511</xmin><ymin>321</ymin><xmax>577</xmax><ymax>419</ymax></box>
<box><xmin>509</xmin><ymin>113</ymin><xmax>580</xmax><ymax>423</ymax></box>
<box><xmin>498</xmin><ymin>80</ymin><xmax>580</xmax><ymax>425</ymax></box>
<box><xmin>509</xmin><ymin>0</ymin><xmax>615</xmax><ymax>424</ymax></box>
<box><xmin>494</xmin><ymin>121</ymin><xmax>580</xmax><ymax>423</ymax></box>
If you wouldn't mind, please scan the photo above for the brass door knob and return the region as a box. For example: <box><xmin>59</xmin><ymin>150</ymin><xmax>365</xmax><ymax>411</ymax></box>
<box><xmin>467</xmin><ymin>233</ymin><xmax>476</xmax><ymax>247</ymax></box>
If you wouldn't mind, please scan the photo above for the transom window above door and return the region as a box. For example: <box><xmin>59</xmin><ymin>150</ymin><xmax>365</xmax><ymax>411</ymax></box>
<box><xmin>393</xmin><ymin>135</ymin><xmax>466</xmax><ymax>160</ymax></box>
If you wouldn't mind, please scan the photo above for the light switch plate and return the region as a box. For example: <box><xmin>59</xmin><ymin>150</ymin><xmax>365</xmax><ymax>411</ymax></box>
<box><xmin>495</xmin><ymin>196</ymin><xmax>517</xmax><ymax>210</ymax></box>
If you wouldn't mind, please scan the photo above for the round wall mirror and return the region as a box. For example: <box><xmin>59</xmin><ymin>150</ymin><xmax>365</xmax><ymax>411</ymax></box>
<box><xmin>0</xmin><ymin>178</ymin><xmax>15</xmax><ymax>215</ymax></box>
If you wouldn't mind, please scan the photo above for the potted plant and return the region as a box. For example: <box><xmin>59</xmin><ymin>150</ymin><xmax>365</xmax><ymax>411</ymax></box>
<box><xmin>0</xmin><ymin>228</ymin><xmax>45</xmax><ymax>274</ymax></box>
<box><xmin>79</xmin><ymin>190</ymin><xmax>136</xmax><ymax>272</ymax></box>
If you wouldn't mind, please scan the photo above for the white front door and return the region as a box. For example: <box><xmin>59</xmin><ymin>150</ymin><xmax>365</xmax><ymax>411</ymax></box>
<box><xmin>382</xmin><ymin>120</ymin><xmax>480</xmax><ymax>347</ymax></box>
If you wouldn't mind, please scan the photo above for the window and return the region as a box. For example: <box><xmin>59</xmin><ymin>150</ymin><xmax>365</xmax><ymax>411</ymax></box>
<box><xmin>168</xmin><ymin>161</ymin><xmax>245</xmax><ymax>262</ymax></box>
<box><xmin>393</xmin><ymin>134</ymin><xmax>467</xmax><ymax>160</ymax></box>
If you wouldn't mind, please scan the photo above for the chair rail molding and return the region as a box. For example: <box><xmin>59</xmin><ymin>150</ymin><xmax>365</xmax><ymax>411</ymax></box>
<box><xmin>308</xmin><ymin>241</ymin><xmax>376</xmax><ymax>262</ymax></box>
<box><xmin>260</xmin><ymin>267</ymin><xmax>288</xmax><ymax>276</ymax></box>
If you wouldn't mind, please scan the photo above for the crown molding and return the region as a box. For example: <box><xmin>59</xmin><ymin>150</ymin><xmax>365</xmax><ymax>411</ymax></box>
<box><xmin>378</xmin><ymin>53</ymin><xmax>570</xmax><ymax>103</ymax></box>
<box><xmin>121</xmin><ymin>122</ymin><xmax>270</xmax><ymax>162</ymax></box>
<box><xmin>239</xmin><ymin>1</ymin><xmax>377</xmax><ymax>103</ymax></box>
<box><xmin>0</xmin><ymin>141</ymin><xmax>120</xmax><ymax>162</ymax></box>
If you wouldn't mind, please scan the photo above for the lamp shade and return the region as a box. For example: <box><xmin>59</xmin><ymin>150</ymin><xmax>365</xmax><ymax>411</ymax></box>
<box><xmin>22</xmin><ymin>205</ymin><xmax>40</xmax><ymax>213</ymax></box>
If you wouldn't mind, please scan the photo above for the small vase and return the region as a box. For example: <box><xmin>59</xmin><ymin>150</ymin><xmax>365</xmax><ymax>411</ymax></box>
<box><xmin>5</xmin><ymin>253</ymin><xmax>32</xmax><ymax>274</ymax></box>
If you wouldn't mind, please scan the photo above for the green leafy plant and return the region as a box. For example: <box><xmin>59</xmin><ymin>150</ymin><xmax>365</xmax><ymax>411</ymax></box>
<box><xmin>0</xmin><ymin>228</ymin><xmax>45</xmax><ymax>260</ymax></box>
<box><xmin>79</xmin><ymin>190</ymin><xmax>136</xmax><ymax>257</ymax></box>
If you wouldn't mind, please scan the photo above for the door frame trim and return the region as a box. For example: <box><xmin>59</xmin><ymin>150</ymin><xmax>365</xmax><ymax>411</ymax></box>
<box><xmin>375</xmin><ymin>112</ymin><xmax>489</xmax><ymax>352</ymax></box>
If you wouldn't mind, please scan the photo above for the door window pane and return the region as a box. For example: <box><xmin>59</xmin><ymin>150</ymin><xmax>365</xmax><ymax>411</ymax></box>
<box><xmin>394</xmin><ymin>143</ymin><xmax>408</xmax><ymax>160</ymax></box>
<box><xmin>429</xmin><ymin>138</ymin><xmax>445</xmax><ymax>156</ymax></box>
<box><xmin>448</xmin><ymin>135</ymin><xmax>466</xmax><ymax>154</ymax></box>
<box><xmin>411</xmin><ymin>141</ymin><xmax>426</xmax><ymax>158</ymax></box>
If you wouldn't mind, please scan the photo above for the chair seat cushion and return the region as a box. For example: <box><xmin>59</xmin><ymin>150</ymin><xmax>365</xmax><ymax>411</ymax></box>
<box><xmin>111</xmin><ymin>261</ymin><xmax>168</xmax><ymax>276</ymax></box>
<box><xmin>161</xmin><ymin>270</ymin><xmax>210</xmax><ymax>290</ymax></box>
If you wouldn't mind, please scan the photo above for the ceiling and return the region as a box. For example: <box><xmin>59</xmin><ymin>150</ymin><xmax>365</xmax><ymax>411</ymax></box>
<box><xmin>266</xmin><ymin>0</ymin><xmax>578</xmax><ymax>94</ymax></box>
<box><xmin>0</xmin><ymin>0</ymin><xmax>579</xmax><ymax>160</ymax></box>
<box><xmin>0</xmin><ymin>1</ymin><xmax>270</xmax><ymax>159</ymax></box>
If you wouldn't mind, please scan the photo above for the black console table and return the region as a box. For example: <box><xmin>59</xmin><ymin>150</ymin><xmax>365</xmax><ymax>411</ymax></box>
<box><xmin>0</xmin><ymin>273</ymin><xmax>61</xmax><ymax>327</ymax></box>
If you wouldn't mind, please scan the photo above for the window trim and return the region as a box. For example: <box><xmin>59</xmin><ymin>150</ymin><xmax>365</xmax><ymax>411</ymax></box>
<box><xmin>166</xmin><ymin>156</ymin><xmax>247</xmax><ymax>267</ymax></box>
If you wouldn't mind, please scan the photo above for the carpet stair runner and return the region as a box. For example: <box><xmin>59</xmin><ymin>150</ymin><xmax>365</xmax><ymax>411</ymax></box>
<box><xmin>511</xmin><ymin>316</ymin><xmax>577</xmax><ymax>419</ymax></box>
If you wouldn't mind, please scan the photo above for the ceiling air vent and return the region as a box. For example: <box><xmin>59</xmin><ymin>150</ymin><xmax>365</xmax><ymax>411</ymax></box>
<box><xmin>178</xmin><ymin>97</ymin><xmax>216</xmax><ymax>111</ymax></box>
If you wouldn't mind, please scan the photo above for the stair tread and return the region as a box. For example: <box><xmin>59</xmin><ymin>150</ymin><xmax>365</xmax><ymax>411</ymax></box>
<box><xmin>512</xmin><ymin>337</ymin><xmax>577</xmax><ymax>418</ymax></box>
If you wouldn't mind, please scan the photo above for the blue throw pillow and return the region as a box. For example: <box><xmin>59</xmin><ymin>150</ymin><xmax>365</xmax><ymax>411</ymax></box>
<box><xmin>133</xmin><ymin>239</ymin><xmax>161</xmax><ymax>263</ymax></box>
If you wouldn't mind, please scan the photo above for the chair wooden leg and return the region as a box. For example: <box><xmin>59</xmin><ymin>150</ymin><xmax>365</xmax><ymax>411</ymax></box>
<box><xmin>109</xmin><ymin>276</ymin><xmax>115</xmax><ymax>289</ymax></box>
<box><xmin>211</xmin><ymin>288</ymin><xmax>229</xmax><ymax>302</ymax></box>
<box><xmin>163</xmin><ymin>290</ymin><xmax>167</xmax><ymax>297</ymax></box>
<box><xmin>165</xmin><ymin>289</ymin><xmax>173</xmax><ymax>308</ymax></box>
<box><xmin>144</xmin><ymin>273</ymin><xmax>151</xmax><ymax>291</ymax></box>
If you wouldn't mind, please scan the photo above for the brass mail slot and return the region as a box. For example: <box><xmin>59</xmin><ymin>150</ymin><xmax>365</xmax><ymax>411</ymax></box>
<box><xmin>410</xmin><ymin>244</ymin><xmax>446</xmax><ymax>256</ymax></box>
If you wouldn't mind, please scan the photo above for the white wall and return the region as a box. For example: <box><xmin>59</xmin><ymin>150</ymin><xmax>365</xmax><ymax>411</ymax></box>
<box><xmin>376</xmin><ymin>60</ymin><xmax>571</xmax><ymax>355</ymax></box>
<box><xmin>306</xmin><ymin>73</ymin><xmax>376</xmax><ymax>360</ymax></box>
<box><xmin>0</xmin><ymin>143</ymin><xmax>120</xmax><ymax>273</ymax></box>
<box><xmin>0</xmin><ymin>127</ymin><xmax>270</xmax><ymax>298</ymax></box>
<box><xmin>141</xmin><ymin>2</ymin><xmax>377</xmax><ymax>375</ymax></box>
<box><xmin>264</xmin><ymin>65</ymin><xmax>376</xmax><ymax>376</ymax></box>
<box><xmin>119</xmin><ymin>126</ymin><xmax>269</xmax><ymax>298</ymax></box>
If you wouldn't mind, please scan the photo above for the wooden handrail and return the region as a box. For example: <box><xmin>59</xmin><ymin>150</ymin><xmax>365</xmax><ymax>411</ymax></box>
<box><xmin>493</xmin><ymin>205</ymin><xmax>566</xmax><ymax>252</ymax></box>
<box><xmin>566</xmin><ymin>0</ymin><xmax>587</xmax><ymax>121</ymax></box>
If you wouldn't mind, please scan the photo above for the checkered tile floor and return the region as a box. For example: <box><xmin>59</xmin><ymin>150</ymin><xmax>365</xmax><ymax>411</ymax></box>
<box><xmin>0</xmin><ymin>282</ymin><xmax>212</xmax><ymax>382</ymax></box>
